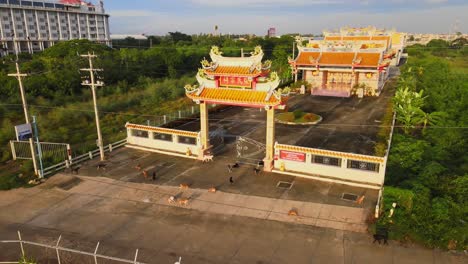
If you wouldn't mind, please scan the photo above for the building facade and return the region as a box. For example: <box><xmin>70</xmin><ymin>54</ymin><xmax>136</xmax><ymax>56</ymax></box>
<box><xmin>290</xmin><ymin>26</ymin><xmax>406</xmax><ymax>97</ymax></box>
<box><xmin>0</xmin><ymin>0</ymin><xmax>110</xmax><ymax>56</ymax></box>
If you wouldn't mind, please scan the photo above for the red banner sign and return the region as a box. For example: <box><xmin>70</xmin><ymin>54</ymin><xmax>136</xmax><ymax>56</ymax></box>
<box><xmin>280</xmin><ymin>150</ymin><xmax>306</xmax><ymax>162</ymax></box>
<box><xmin>219</xmin><ymin>76</ymin><xmax>252</xmax><ymax>88</ymax></box>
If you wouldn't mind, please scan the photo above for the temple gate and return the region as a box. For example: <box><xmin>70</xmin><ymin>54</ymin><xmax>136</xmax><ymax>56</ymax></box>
<box><xmin>185</xmin><ymin>46</ymin><xmax>289</xmax><ymax>171</ymax></box>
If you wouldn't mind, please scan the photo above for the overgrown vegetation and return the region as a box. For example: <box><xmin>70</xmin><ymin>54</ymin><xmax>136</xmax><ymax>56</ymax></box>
<box><xmin>381</xmin><ymin>39</ymin><xmax>467</xmax><ymax>250</ymax></box>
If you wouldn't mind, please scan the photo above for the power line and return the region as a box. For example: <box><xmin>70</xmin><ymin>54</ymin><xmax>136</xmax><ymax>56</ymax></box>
<box><xmin>1</xmin><ymin>103</ymin><xmax>467</xmax><ymax>130</ymax></box>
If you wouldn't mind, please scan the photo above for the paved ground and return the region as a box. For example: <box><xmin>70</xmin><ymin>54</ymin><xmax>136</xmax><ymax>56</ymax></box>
<box><xmin>0</xmin><ymin>176</ymin><xmax>466</xmax><ymax>264</ymax></box>
<box><xmin>167</xmin><ymin>69</ymin><xmax>397</xmax><ymax>156</ymax></box>
<box><xmin>77</xmin><ymin>147</ymin><xmax>379</xmax><ymax>210</ymax></box>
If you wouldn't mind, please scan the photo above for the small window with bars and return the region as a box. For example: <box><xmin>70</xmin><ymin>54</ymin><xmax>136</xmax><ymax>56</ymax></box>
<box><xmin>131</xmin><ymin>130</ymin><xmax>149</xmax><ymax>138</ymax></box>
<box><xmin>347</xmin><ymin>160</ymin><xmax>379</xmax><ymax>173</ymax></box>
<box><xmin>311</xmin><ymin>155</ymin><xmax>341</xmax><ymax>167</ymax></box>
<box><xmin>153</xmin><ymin>133</ymin><xmax>173</xmax><ymax>142</ymax></box>
<box><xmin>178</xmin><ymin>136</ymin><xmax>196</xmax><ymax>145</ymax></box>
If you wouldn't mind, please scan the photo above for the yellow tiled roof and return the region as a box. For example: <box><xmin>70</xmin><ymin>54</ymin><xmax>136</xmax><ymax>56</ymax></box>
<box><xmin>205</xmin><ymin>66</ymin><xmax>261</xmax><ymax>76</ymax></box>
<box><xmin>126</xmin><ymin>124</ymin><xmax>199</xmax><ymax>138</ymax></box>
<box><xmin>319</xmin><ymin>52</ymin><xmax>355</xmax><ymax>65</ymax></box>
<box><xmin>276</xmin><ymin>144</ymin><xmax>385</xmax><ymax>163</ymax></box>
<box><xmin>187</xmin><ymin>88</ymin><xmax>282</xmax><ymax>107</ymax></box>
<box><xmin>355</xmin><ymin>53</ymin><xmax>381</xmax><ymax>67</ymax></box>
<box><xmin>295</xmin><ymin>52</ymin><xmax>321</xmax><ymax>65</ymax></box>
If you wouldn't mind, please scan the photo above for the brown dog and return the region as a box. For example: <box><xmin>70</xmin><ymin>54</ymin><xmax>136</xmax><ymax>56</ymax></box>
<box><xmin>178</xmin><ymin>198</ymin><xmax>190</xmax><ymax>206</ymax></box>
<box><xmin>179</xmin><ymin>183</ymin><xmax>190</xmax><ymax>190</ymax></box>
<box><xmin>288</xmin><ymin>209</ymin><xmax>298</xmax><ymax>216</ymax></box>
<box><xmin>208</xmin><ymin>187</ymin><xmax>217</xmax><ymax>193</ymax></box>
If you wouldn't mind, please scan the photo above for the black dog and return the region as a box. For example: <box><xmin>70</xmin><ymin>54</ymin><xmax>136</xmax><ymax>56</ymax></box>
<box><xmin>253</xmin><ymin>168</ymin><xmax>261</xmax><ymax>175</ymax></box>
<box><xmin>232</xmin><ymin>163</ymin><xmax>240</xmax><ymax>168</ymax></box>
<box><xmin>71</xmin><ymin>166</ymin><xmax>80</xmax><ymax>174</ymax></box>
<box><xmin>373</xmin><ymin>234</ymin><xmax>388</xmax><ymax>245</ymax></box>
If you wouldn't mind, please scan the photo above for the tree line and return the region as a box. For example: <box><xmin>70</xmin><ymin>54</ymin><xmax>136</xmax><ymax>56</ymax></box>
<box><xmin>380</xmin><ymin>39</ymin><xmax>467</xmax><ymax>250</ymax></box>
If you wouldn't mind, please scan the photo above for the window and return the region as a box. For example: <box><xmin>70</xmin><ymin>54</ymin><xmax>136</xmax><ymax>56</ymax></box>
<box><xmin>311</xmin><ymin>155</ymin><xmax>341</xmax><ymax>167</ymax></box>
<box><xmin>178</xmin><ymin>136</ymin><xmax>196</xmax><ymax>145</ymax></box>
<box><xmin>131</xmin><ymin>130</ymin><xmax>148</xmax><ymax>138</ymax></box>
<box><xmin>153</xmin><ymin>133</ymin><xmax>173</xmax><ymax>142</ymax></box>
<box><xmin>347</xmin><ymin>160</ymin><xmax>379</xmax><ymax>173</ymax></box>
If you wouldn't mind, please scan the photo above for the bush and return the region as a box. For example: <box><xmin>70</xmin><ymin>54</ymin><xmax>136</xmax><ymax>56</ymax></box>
<box><xmin>293</xmin><ymin>109</ymin><xmax>304</xmax><ymax>119</ymax></box>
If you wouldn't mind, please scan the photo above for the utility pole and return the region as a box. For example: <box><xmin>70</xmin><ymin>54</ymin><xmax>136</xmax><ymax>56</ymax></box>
<box><xmin>80</xmin><ymin>52</ymin><xmax>105</xmax><ymax>161</ymax></box>
<box><xmin>8</xmin><ymin>62</ymin><xmax>39</xmax><ymax>176</ymax></box>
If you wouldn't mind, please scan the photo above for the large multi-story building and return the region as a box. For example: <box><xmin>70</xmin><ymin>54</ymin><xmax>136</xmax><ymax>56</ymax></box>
<box><xmin>0</xmin><ymin>0</ymin><xmax>110</xmax><ymax>56</ymax></box>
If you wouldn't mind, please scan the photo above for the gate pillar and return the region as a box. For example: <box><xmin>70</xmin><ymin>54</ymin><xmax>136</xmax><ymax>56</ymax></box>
<box><xmin>263</xmin><ymin>107</ymin><xmax>275</xmax><ymax>172</ymax></box>
<box><xmin>199</xmin><ymin>101</ymin><xmax>211</xmax><ymax>158</ymax></box>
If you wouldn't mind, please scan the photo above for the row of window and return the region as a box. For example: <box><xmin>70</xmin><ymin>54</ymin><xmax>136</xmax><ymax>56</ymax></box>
<box><xmin>131</xmin><ymin>130</ymin><xmax>197</xmax><ymax>145</ymax></box>
<box><xmin>0</xmin><ymin>0</ymin><xmax>102</xmax><ymax>12</ymax></box>
<box><xmin>311</xmin><ymin>154</ymin><xmax>379</xmax><ymax>172</ymax></box>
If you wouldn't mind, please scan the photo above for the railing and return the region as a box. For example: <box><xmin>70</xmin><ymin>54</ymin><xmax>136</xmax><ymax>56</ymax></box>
<box><xmin>0</xmin><ymin>231</ymin><xmax>148</xmax><ymax>264</ymax></box>
<box><xmin>143</xmin><ymin>105</ymin><xmax>217</xmax><ymax>127</ymax></box>
<box><xmin>42</xmin><ymin>139</ymin><xmax>127</xmax><ymax>177</ymax></box>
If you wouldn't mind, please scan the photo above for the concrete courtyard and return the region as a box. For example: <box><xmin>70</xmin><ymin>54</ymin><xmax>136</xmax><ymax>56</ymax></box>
<box><xmin>0</xmin><ymin>175</ymin><xmax>466</xmax><ymax>264</ymax></box>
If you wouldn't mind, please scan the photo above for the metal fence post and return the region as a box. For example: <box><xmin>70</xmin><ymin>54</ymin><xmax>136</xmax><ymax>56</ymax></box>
<box><xmin>109</xmin><ymin>144</ymin><xmax>113</xmax><ymax>153</ymax></box>
<box><xmin>17</xmin><ymin>231</ymin><xmax>25</xmax><ymax>258</ymax></box>
<box><xmin>192</xmin><ymin>106</ymin><xmax>195</xmax><ymax>114</ymax></box>
<box><xmin>89</xmin><ymin>151</ymin><xmax>93</xmax><ymax>159</ymax></box>
<box><xmin>134</xmin><ymin>249</ymin><xmax>139</xmax><ymax>264</ymax></box>
<box><xmin>146</xmin><ymin>120</ymin><xmax>150</xmax><ymax>126</ymax></box>
<box><xmin>56</xmin><ymin>235</ymin><xmax>62</xmax><ymax>264</ymax></box>
<box><xmin>94</xmin><ymin>241</ymin><xmax>100</xmax><ymax>264</ymax></box>
<box><xmin>163</xmin><ymin>115</ymin><xmax>167</xmax><ymax>124</ymax></box>
<box><xmin>10</xmin><ymin>140</ymin><xmax>17</xmax><ymax>160</ymax></box>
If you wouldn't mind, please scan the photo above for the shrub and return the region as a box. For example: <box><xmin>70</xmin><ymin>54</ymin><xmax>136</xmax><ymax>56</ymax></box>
<box><xmin>293</xmin><ymin>110</ymin><xmax>303</xmax><ymax>119</ymax></box>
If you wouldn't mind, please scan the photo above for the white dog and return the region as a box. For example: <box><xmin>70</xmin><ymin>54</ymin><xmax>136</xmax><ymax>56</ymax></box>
<box><xmin>202</xmin><ymin>155</ymin><xmax>214</xmax><ymax>163</ymax></box>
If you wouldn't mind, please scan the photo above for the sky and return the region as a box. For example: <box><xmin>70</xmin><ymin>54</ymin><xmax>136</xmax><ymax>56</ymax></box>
<box><xmin>102</xmin><ymin>0</ymin><xmax>467</xmax><ymax>35</ymax></box>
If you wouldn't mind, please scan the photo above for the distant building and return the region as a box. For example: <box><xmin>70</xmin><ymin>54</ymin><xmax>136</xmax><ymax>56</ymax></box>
<box><xmin>110</xmin><ymin>34</ymin><xmax>147</xmax><ymax>40</ymax></box>
<box><xmin>290</xmin><ymin>26</ymin><xmax>406</xmax><ymax>97</ymax></box>
<box><xmin>0</xmin><ymin>0</ymin><xmax>110</xmax><ymax>56</ymax></box>
<box><xmin>267</xmin><ymin>27</ymin><xmax>276</xmax><ymax>38</ymax></box>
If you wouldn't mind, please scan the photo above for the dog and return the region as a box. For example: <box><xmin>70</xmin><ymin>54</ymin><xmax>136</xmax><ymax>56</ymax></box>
<box><xmin>71</xmin><ymin>166</ymin><xmax>80</xmax><ymax>174</ymax></box>
<box><xmin>178</xmin><ymin>198</ymin><xmax>190</xmax><ymax>206</ymax></box>
<box><xmin>373</xmin><ymin>234</ymin><xmax>388</xmax><ymax>245</ymax></box>
<box><xmin>134</xmin><ymin>163</ymin><xmax>142</xmax><ymax>171</ymax></box>
<box><xmin>288</xmin><ymin>209</ymin><xmax>298</xmax><ymax>216</ymax></box>
<box><xmin>356</xmin><ymin>195</ymin><xmax>366</xmax><ymax>205</ymax></box>
<box><xmin>253</xmin><ymin>168</ymin><xmax>261</xmax><ymax>175</ymax></box>
<box><xmin>142</xmin><ymin>170</ymin><xmax>148</xmax><ymax>180</ymax></box>
<box><xmin>232</xmin><ymin>163</ymin><xmax>240</xmax><ymax>168</ymax></box>
<box><xmin>208</xmin><ymin>187</ymin><xmax>217</xmax><ymax>193</ymax></box>
<box><xmin>179</xmin><ymin>183</ymin><xmax>190</xmax><ymax>190</ymax></box>
<box><xmin>202</xmin><ymin>155</ymin><xmax>214</xmax><ymax>163</ymax></box>
<box><xmin>97</xmin><ymin>163</ymin><xmax>107</xmax><ymax>170</ymax></box>
<box><xmin>167</xmin><ymin>196</ymin><xmax>176</xmax><ymax>204</ymax></box>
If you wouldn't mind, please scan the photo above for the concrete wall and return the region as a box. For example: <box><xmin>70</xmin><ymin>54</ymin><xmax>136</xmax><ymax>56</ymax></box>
<box><xmin>273</xmin><ymin>144</ymin><xmax>386</xmax><ymax>187</ymax></box>
<box><xmin>126</xmin><ymin>124</ymin><xmax>201</xmax><ymax>158</ymax></box>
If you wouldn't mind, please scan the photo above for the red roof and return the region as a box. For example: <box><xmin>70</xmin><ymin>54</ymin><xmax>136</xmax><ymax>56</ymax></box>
<box><xmin>60</xmin><ymin>0</ymin><xmax>82</xmax><ymax>4</ymax></box>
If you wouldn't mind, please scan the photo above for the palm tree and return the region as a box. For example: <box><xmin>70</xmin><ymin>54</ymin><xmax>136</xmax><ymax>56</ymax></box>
<box><xmin>415</xmin><ymin>109</ymin><xmax>447</xmax><ymax>130</ymax></box>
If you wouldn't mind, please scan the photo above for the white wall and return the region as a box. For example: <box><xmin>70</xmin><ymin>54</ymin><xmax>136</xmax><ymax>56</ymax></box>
<box><xmin>127</xmin><ymin>128</ymin><xmax>201</xmax><ymax>157</ymax></box>
<box><xmin>273</xmin><ymin>145</ymin><xmax>386</xmax><ymax>186</ymax></box>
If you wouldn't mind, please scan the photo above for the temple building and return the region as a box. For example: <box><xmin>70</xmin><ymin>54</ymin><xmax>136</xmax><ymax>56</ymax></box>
<box><xmin>290</xmin><ymin>26</ymin><xmax>406</xmax><ymax>97</ymax></box>
<box><xmin>185</xmin><ymin>46</ymin><xmax>289</xmax><ymax>171</ymax></box>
